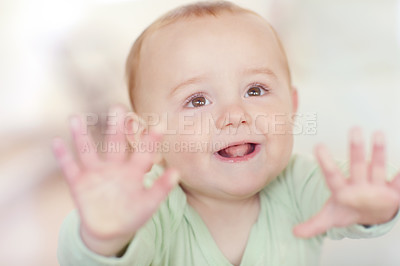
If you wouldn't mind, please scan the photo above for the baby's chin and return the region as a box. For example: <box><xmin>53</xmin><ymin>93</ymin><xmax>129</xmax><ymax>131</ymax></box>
<box><xmin>179</xmin><ymin>182</ymin><xmax>264</xmax><ymax>201</ymax></box>
<box><xmin>179</xmin><ymin>169</ymin><xmax>278</xmax><ymax>200</ymax></box>
<box><xmin>226</xmin><ymin>173</ymin><xmax>278</xmax><ymax>197</ymax></box>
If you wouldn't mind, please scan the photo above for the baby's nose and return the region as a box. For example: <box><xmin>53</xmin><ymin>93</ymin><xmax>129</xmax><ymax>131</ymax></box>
<box><xmin>216</xmin><ymin>104</ymin><xmax>252</xmax><ymax>129</ymax></box>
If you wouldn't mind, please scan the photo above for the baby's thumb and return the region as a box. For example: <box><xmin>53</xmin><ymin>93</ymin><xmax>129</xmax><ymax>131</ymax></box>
<box><xmin>293</xmin><ymin>208</ymin><xmax>332</xmax><ymax>238</ymax></box>
<box><xmin>147</xmin><ymin>169</ymin><xmax>180</xmax><ymax>205</ymax></box>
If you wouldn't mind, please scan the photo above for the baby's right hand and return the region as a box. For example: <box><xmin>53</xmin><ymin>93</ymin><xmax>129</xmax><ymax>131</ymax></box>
<box><xmin>52</xmin><ymin>105</ymin><xmax>179</xmax><ymax>256</ymax></box>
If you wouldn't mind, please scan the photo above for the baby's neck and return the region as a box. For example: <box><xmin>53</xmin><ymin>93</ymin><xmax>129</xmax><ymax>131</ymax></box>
<box><xmin>184</xmin><ymin>189</ymin><xmax>261</xmax><ymax>266</ymax></box>
<box><xmin>184</xmin><ymin>189</ymin><xmax>260</xmax><ymax>225</ymax></box>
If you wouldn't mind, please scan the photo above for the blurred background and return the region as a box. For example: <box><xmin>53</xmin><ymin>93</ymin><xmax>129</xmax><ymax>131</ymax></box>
<box><xmin>0</xmin><ymin>0</ymin><xmax>399</xmax><ymax>265</ymax></box>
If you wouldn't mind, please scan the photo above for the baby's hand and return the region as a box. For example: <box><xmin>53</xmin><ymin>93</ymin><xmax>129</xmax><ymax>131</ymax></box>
<box><xmin>294</xmin><ymin>127</ymin><xmax>400</xmax><ymax>238</ymax></box>
<box><xmin>52</xmin><ymin>105</ymin><xmax>179</xmax><ymax>256</ymax></box>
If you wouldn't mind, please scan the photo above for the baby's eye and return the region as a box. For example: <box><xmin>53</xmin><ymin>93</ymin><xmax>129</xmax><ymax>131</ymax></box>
<box><xmin>185</xmin><ymin>94</ymin><xmax>211</xmax><ymax>108</ymax></box>
<box><xmin>244</xmin><ymin>85</ymin><xmax>267</xmax><ymax>97</ymax></box>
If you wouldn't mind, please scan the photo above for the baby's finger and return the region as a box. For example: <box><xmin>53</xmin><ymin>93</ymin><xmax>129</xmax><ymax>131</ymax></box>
<box><xmin>349</xmin><ymin>127</ymin><xmax>367</xmax><ymax>183</ymax></box>
<box><xmin>390</xmin><ymin>172</ymin><xmax>400</xmax><ymax>193</ymax></box>
<box><xmin>70</xmin><ymin>116</ymin><xmax>98</xmax><ymax>168</ymax></box>
<box><xmin>52</xmin><ymin>137</ymin><xmax>81</xmax><ymax>185</ymax></box>
<box><xmin>130</xmin><ymin>131</ymin><xmax>163</xmax><ymax>173</ymax></box>
<box><xmin>104</xmin><ymin>105</ymin><xmax>129</xmax><ymax>162</ymax></box>
<box><xmin>143</xmin><ymin>169</ymin><xmax>180</xmax><ymax>210</ymax></box>
<box><xmin>369</xmin><ymin>131</ymin><xmax>386</xmax><ymax>184</ymax></box>
<box><xmin>315</xmin><ymin>144</ymin><xmax>346</xmax><ymax>191</ymax></box>
<box><xmin>293</xmin><ymin>206</ymin><xmax>334</xmax><ymax>238</ymax></box>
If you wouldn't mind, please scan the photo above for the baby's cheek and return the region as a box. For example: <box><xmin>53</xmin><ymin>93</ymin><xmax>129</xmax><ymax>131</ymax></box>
<box><xmin>253</xmin><ymin>113</ymin><xmax>290</xmax><ymax>135</ymax></box>
<box><xmin>164</xmin><ymin>112</ymin><xmax>205</xmax><ymax>135</ymax></box>
<box><xmin>253</xmin><ymin>113</ymin><xmax>269</xmax><ymax>135</ymax></box>
<box><xmin>161</xmin><ymin>134</ymin><xmax>203</xmax><ymax>165</ymax></box>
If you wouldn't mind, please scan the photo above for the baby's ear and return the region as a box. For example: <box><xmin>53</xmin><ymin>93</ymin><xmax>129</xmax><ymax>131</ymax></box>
<box><xmin>125</xmin><ymin>112</ymin><xmax>147</xmax><ymax>145</ymax></box>
<box><xmin>290</xmin><ymin>86</ymin><xmax>299</xmax><ymax>114</ymax></box>
<box><xmin>125</xmin><ymin>113</ymin><xmax>165</xmax><ymax>166</ymax></box>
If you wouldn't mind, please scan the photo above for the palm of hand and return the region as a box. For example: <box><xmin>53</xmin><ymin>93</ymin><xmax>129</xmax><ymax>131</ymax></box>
<box><xmin>294</xmin><ymin>128</ymin><xmax>400</xmax><ymax>238</ymax></box>
<box><xmin>53</xmin><ymin>106</ymin><xmax>178</xmax><ymax>240</ymax></box>
<box><xmin>73</xmin><ymin>164</ymin><xmax>156</xmax><ymax>239</ymax></box>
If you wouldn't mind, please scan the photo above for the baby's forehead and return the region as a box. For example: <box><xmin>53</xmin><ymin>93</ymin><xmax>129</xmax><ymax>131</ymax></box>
<box><xmin>139</xmin><ymin>12</ymin><xmax>289</xmax><ymax>79</ymax></box>
<box><xmin>139</xmin><ymin>13</ymin><xmax>287</xmax><ymax>74</ymax></box>
<box><xmin>145</xmin><ymin>12</ymin><xmax>277</xmax><ymax>47</ymax></box>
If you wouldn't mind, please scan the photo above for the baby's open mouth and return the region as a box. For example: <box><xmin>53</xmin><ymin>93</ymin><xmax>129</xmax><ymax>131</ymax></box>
<box><xmin>217</xmin><ymin>143</ymin><xmax>256</xmax><ymax>158</ymax></box>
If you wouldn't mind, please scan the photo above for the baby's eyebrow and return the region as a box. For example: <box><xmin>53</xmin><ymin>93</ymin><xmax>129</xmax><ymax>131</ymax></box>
<box><xmin>169</xmin><ymin>67</ymin><xmax>277</xmax><ymax>97</ymax></box>
<box><xmin>240</xmin><ymin>67</ymin><xmax>277</xmax><ymax>79</ymax></box>
<box><xmin>169</xmin><ymin>75</ymin><xmax>207</xmax><ymax>97</ymax></box>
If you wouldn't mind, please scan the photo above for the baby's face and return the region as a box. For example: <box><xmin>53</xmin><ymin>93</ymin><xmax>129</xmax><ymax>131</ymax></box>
<box><xmin>133</xmin><ymin>13</ymin><xmax>297</xmax><ymax>200</ymax></box>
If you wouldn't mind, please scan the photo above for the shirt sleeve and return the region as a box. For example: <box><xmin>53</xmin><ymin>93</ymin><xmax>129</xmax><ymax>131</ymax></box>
<box><xmin>57</xmin><ymin>210</ymin><xmax>155</xmax><ymax>266</ymax></box>
<box><xmin>286</xmin><ymin>154</ymin><xmax>400</xmax><ymax>240</ymax></box>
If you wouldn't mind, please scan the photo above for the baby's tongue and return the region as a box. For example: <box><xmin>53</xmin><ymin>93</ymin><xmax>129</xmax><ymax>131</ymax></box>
<box><xmin>222</xmin><ymin>144</ymin><xmax>251</xmax><ymax>158</ymax></box>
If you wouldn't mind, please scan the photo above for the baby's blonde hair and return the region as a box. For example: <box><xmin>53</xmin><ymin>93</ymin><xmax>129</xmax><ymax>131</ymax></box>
<box><xmin>125</xmin><ymin>1</ymin><xmax>290</xmax><ymax>109</ymax></box>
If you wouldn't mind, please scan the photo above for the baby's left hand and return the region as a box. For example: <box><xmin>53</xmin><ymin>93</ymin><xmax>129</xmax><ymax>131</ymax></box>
<box><xmin>294</xmin><ymin>127</ymin><xmax>400</xmax><ymax>238</ymax></box>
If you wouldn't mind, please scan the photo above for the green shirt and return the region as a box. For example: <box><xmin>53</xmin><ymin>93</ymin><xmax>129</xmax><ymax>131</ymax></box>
<box><xmin>58</xmin><ymin>154</ymin><xmax>399</xmax><ymax>266</ymax></box>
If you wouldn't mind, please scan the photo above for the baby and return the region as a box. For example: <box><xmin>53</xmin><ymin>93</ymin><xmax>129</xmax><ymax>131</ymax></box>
<box><xmin>54</xmin><ymin>1</ymin><xmax>400</xmax><ymax>265</ymax></box>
